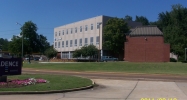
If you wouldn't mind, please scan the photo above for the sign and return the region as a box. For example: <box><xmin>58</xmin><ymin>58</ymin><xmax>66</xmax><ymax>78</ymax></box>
<box><xmin>0</xmin><ymin>58</ymin><xmax>22</xmax><ymax>76</ymax></box>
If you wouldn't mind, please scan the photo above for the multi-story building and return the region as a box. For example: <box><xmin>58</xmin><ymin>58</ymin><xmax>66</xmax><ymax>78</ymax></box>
<box><xmin>54</xmin><ymin>15</ymin><xmax>143</xmax><ymax>60</ymax></box>
<box><xmin>54</xmin><ymin>15</ymin><xmax>112</xmax><ymax>59</ymax></box>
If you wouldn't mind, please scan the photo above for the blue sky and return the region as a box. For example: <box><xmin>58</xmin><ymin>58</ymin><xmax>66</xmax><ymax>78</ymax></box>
<box><xmin>0</xmin><ymin>0</ymin><xmax>186</xmax><ymax>45</ymax></box>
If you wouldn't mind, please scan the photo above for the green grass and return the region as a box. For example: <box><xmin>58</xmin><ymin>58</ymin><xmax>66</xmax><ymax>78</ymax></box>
<box><xmin>23</xmin><ymin>62</ymin><xmax>187</xmax><ymax>75</ymax></box>
<box><xmin>0</xmin><ymin>74</ymin><xmax>92</xmax><ymax>91</ymax></box>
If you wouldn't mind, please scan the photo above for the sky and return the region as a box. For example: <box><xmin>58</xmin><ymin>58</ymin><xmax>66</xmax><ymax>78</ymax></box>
<box><xmin>0</xmin><ymin>0</ymin><xmax>187</xmax><ymax>45</ymax></box>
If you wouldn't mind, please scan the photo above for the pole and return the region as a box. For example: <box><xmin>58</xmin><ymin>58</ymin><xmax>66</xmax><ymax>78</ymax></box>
<box><xmin>97</xmin><ymin>22</ymin><xmax>102</xmax><ymax>62</ymax></box>
<box><xmin>185</xmin><ymin>48</ymin><xmax>187</xmax><ymax>61</ymax></box>
<box><xmin>16</xmin><ymin>22</ymin><xmax>23</xmax><ymax>59</ymax></box>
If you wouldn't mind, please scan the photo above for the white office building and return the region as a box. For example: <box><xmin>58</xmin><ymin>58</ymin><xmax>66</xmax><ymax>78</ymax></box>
<box><xmin>54</xmin><ymin>15</ymin><xmax>112</xmax><ymax>59</ymax></box>
<box><xmin>54</xmin><ymin>15</ymin><xmax>142</xmax><ymax>59</ymax></box>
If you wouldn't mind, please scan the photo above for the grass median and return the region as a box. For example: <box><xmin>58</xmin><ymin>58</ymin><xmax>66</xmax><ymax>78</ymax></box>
<box><xmin>23</xmin><ymin>62</ymin><xmax>187</xmax><ymax>75</ymax></box>
<box><xmin>0</xmin><ymin>74</ymin><xmax>92</xmax><ymax>92</ymax></box>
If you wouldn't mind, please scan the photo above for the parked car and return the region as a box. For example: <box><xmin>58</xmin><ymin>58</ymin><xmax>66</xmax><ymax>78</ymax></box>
<box><xmin>34</xmin><ymin>57</ymin><xmax>40</xmax><ymax>61</ymax></box>
<box><xmin>100</xmin><ymin>56</ymin><xmax>118</xmax><ymax>62</ymax></box>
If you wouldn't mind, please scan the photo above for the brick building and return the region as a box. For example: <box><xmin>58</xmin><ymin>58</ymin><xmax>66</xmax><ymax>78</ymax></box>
<box><xmin>124</xmin><ymin>26</ymin><xmax>170</xmax><ymax>62</ymax></box>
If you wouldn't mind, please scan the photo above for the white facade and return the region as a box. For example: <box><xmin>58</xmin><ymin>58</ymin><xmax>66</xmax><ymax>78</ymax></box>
<box><xmin>54</xmin><ymin>15</ymin><xmax>112</xmax><ymax>59</ymax></box>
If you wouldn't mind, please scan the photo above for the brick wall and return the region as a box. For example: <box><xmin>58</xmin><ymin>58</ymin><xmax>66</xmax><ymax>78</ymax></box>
<box><xmin>124</xmin><ymin>36</ymin><xmax>170</xmax><ymax>62</ymax></box>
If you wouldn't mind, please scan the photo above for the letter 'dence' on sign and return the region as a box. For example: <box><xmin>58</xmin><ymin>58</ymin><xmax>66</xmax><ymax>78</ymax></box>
<box><xmin>0</xmin><ymin>58</ymin><xmax>22</xmax><ymax>76</ymax></box>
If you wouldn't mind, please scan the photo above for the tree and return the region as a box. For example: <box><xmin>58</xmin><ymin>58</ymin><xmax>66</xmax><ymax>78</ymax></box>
<box><xmin>0</xmin><ymin>38</ymin><xmax>9</xmax><ymax>51</ymax></box>
<box><xmin>44</xmin><ymin>45</ymin><xmax>57</xmax><ymax>59</ymax></box>
<box><xmin>135</xmin><ymin>15</ymin><xmax>149</xmax><ymax>25</ymax></box>
<box><xmin>73</xmin><ymin>45</ymin><xmax>98</xmax><ymax>58</ymax></box>
<box><xmin>124</xmin><ymin>15</ymin><xmax>133</xmax><ymax>21</ymax></box>
<box><xmin>103</xmin><ymin>18</ymin><xmax>129</xmax><ymax>55</ymax></box>
<box><xmin>9</xmin><ymin>21</ymin><xmax>50</xmax><ymax>61</ymax></box>
<box><xmin>8</xmin><ymin>36</ymin><xmax>22</xmax><ymax>56</ymax></box>
<box><xmin>158</xmin><ymin>4</ymin><xmax>187</xmax><ymax>60</ymax></box>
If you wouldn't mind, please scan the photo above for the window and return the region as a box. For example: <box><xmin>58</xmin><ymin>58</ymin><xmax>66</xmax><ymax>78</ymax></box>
<box><xmin>96</xmin><ymin>36</ymin><xmax>99</xmax><ymax>45</ymax></box>
<box><xmin>66</xmin><ymin>29</ymin><xmax>68</xmax><ymax>34</ymax></box>
<box><xmin>79</xmin><ymin>39</ymin><xmax>82</xmax><ymax>46</ymax></box>
<box><xmin>58</xmin><ymin>42</ymin><xmax>60</xmax><ymax>48</ymax></box>
<box><xmin>55</xmin><ymin>32</ymin><xmax>57</xmax><ymax>36</ymax></box>
<box><xmin>80</xmin><ymin>26</ymin><xmax>82</xmax><ymax>32</ymax></box>
<box><xmin>85</xmin><ymin>38</ymin><xmax>88</xmax><ymax>46</ymax></box>
<box><xmin>97</xmin><ymin>22</ymin><xmax>101</xmax><ymax>29</ymax></box>
<box><xmin>66</xmin><ymin>40</ymin><xmax>68</xmax><ymax>47</ymax></box>
<box><xmin>62</xmin><ymin>41</ymin><xmax>64</xmax><ymax>47</ymax></box>
<box><xmin>91</xmin><ymin>24</ymin><xmax>93</xmax><ymax>30</ymax></box>
<box><xmin>90</xmin><ymin>37</ymin><xmax>93</xmax><ymax>45</ymax></box>
<box><xmin>62</xmin><ymin>30</ymin><xmax>64</xmax><ymax>35</ymax></box>
<box><xmin>59</xmin><ymin>31</ymin><xmax>61</xmax><ymax>36</ymax></box>
<box><xmin>85</xmin><ymin>25</ymin><xmax>88</xmax><ymax>31</ymax></box>
<box><xmin>75</xmin><ymin>27</ymin><xmax>77</xmax><ymax>33</ymax></box>
<box><xmin>75</xmin><ymin>39</ymin><xmax>77</xmax><ymax>46</ymax></box>
<box><xmin>55</xmin><ymin>42</ymin><xmax>57</xmax><ymax>48</ymax></box>
<box><xmin>71</xmin><ymin>28</ymin><xmax>73</xmax><ymax>34</ymax></box>
<box><xmin>70</xmin><ymin>40</ymin><xmax>73</xmax><ymax>47</ymax></box>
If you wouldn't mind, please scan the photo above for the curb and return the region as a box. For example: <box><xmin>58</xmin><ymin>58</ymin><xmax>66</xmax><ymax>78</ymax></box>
<box><xmin>0</xmin><ymin>79</ymin><xmax>95</xmax><ymax>95</ymax></box>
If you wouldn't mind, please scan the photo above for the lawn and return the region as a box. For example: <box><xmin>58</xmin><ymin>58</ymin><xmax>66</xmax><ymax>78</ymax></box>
<box><xmin>23</xmin><ymin>62</ymin><xmax>187</xmax><ymax>75</ymax></box>
<box><xmin>0</xmin><ymin>74</ymin><xmax>92</xmax><ymax>91</ymax></box>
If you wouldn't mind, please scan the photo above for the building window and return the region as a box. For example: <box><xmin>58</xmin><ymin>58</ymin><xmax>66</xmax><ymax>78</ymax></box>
<box><xmin>66</xmin><ymin>40</ymin><xmax>68</xmax><ymax>47</ymax></box>
<box><xmin>70</xmin><ymin>40</ymin><xmax>73</xmax><ymax>47</ymax></box>
<box><xmin>80</xmin><ymin>26</ymin><xmax>82</xmax><ymax>32</ymax></box>
<box><xmin>96</xmin><ymin>36</ymin><xmax>99</xmax><ymax>45</ymax></box>
<box><xmin>90</xmin><ymin>37</ymin><xmax>93</xmax><ymax>45</ymax></box>
<box><xmin>79</xmin><ymin>39</ymin><xmax>82</xmax><ymax>46</ymax></box>
<box><xmin>71</xmin><ymin>28</ymin><xmax>73</xmax><ymax>34</ymax></box>
<box><xmin>75</xmin><ymin>39</ymin><xmax>77</xmax><ymax>46</ymax></box>
<box><xmin>55</xmin><ymin>42</ymin><xmax>57</xmax><ymax>48</ymax></box>
<box><xmin>85</xmin><ymin>25</ymin><xmax>88</xmax><ymax>31</ymax></box>
<box><xmin>58</xmin><ymin>42</ymin><xmax>60</xmax><ymax>48</ymax></box>
<box><xmin>59</xmin><ymin>31</ymin><xmax>61</xmax><ymax>36</ymax></box>
<box><xmin>62</xmin><ymin>30</ymin><xmax>64</xmax><ymax>35</ymax></box>
<box><xmin>91</xmin><ymin>24</ymin><xmax>93</xmax><ymax>30</ymax></box>
<box><xmin>97</xmin><ymin>22</ymin><xmax>101</xmax><ymax>29</ymax></box>
<box><xmin>62</xmin><ymin>41</ymin><xmax>64</xmax><ymax>47</ymax></box>
<box><xmin>66</xmin><ymin>29</ymin><xmax>68</xmax><ymax>34</ymax></box>
<box><xmin>85</xmin><ymin>38</ymin><xmax>88</xmax><ymax>46</ymax></box>
<box><xmin>55</xmin><ymin>32</ymin><xmax>57</xmax><ymax>36</ymax></box>
<box><xmin>75</xmin><ymin>27</ymin><xmax>77</xmax><ymax>33</ymax></box>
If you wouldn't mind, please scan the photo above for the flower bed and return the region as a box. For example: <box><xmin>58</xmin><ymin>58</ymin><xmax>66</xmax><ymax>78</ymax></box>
<box><xmin>0</xmin><ymin>78</ymin><xmax>49</xmax><ymax>88</ymax></box>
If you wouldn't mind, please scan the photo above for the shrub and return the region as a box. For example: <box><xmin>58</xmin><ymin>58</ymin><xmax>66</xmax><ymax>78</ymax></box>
<box><xmin>170</xmin><ymin>58</ymin><xmax>177</xmax><ymax>62</ymax></box>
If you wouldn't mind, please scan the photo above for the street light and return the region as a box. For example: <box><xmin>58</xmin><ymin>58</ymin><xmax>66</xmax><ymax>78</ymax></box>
<box><xmin>185</xmin><ymin>48</ymin><xmax>187</xmax><ymax>61</ymax></box>
<box><xmin>57</xmin><ymin>38</ymin><xmax>62</xmax><ymax>59</ymax></box>
<box><xmin>16</xmin><ymin>22</ymin><xmax>23</xmax><ymax>59</ymax></box>
<box><xmin>97</xmin><ymin>22</ymin><xmax>102</xmax><ymax>62</ymax></box>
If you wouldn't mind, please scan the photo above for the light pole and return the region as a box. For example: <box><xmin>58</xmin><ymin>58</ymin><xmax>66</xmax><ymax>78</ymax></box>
<box><xmin>97</xmin><ymin>22</ymin><xmax>102</xmax><ymax>62</ymax></box>
<box><xmin>185</xmin><ymin>48</ymin><xmax>187</xmax><ymax>61</ymax></box>
<box><xmin>16</xmin><ymin>22</ymin><xmax>23</xmax><ymax>59</ymax></box>
<box><xmin>57</xmin><ymin>38</ymin><xmax>62</xmax><ymax>59</ymax></box>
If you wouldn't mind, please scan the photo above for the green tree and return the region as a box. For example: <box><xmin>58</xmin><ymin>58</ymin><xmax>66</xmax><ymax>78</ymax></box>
<box><xmin>103</xmin><ymin>18</ymin><xmax>129</xmax><ymax>55</ymax></box>
<box><xmin>73</xmin><ymin>49</ymin><xmax>82</xmax><ymax>58</ymax></box>
<box><xmin>0</xmin><ymin>38</ymin><xmax>9</xmax><ymax>51</ymax></box>
<box><xmin>9</xmin><ymin>21</ymin><xmax>50</xmax><ymax>61</ymax></box>
<box><xmin>8</xmin><ymin>36</ymin><xmax>22</xmax><ymax>56</ymax></box>
<box><xmin>158</xmin><ymin>4</ymin><xmax>187</xmax><ymax>60</ymax></box>
<box><xmin>135</xmin><ymin>15</ymin><xmax>149</xmax><ymax>25</ymax></box>
<box><xmin>73</xmin><ymin>45</ymin><xmax>98</xmax><ymax>58</ymax></box>
<box><xmin>44</xmin><ymin>45</ymin><xmax>57</xmax><ymax>59</ymax></box>
<box><xmin>124</xmin><ymin>15</ymin><xmax>133</xmax><ymax>21</ymax></box>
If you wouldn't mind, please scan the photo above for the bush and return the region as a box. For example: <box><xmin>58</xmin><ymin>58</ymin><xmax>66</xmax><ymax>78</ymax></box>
<box><xmin>170</xmin><ymin>58</ymin><xmax>177</xmax><ymax>62</ymax></box>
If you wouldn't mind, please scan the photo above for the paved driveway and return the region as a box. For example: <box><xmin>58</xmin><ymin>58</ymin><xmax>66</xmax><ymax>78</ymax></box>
<box><xmin>1</xmin><ymin>79</ymin><xmax>187</xmax><ymax>100</ymax></box>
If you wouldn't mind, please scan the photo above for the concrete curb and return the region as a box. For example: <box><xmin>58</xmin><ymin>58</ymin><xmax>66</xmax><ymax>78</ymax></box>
<box><xmin>0</xmin><ymin>79</ymin><xmax>95</xmax><ymax>95</ymax></box>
